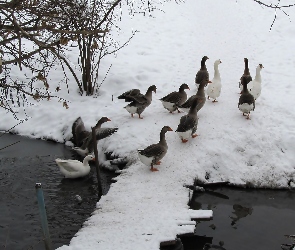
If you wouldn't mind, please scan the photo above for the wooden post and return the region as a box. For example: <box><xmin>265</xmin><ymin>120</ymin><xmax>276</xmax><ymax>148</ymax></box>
<box><xmin>91</xmin><ymin>127</ymin><xmax>103</xmax><ymax>196</ymax></box>
<box><xmin>35</xmin><ymin>183</ymin><xmax>53</xmax><ymax>250</ymax></box>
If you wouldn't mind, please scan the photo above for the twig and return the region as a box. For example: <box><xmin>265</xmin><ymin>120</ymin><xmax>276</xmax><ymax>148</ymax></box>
<box><xmin>0</xmin><ymin>140</ymin><xmax>20</xmax><ymax>151</ymax></box>
<box><xmin>253</xmin><ymin>0</ymin><xmax>295</xmax><ymax>8</ymax></box>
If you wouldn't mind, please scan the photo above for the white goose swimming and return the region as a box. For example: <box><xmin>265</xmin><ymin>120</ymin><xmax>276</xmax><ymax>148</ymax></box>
<box><xmin>55</xmin><ymin>155</ymin><xmax>95</xmax><ymax>178</ymax></box>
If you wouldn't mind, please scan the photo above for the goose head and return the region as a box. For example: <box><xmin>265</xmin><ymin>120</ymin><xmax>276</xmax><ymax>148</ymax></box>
<box><xmin>202</xmin><ymin>56</ymin><xmax>209</xmax><ymax>62</ymax></box>
<box><xmin>161</xmin><ymin>126</ymin><xmax>173</xmax><ymax>133</ymax></box>
<box><xmin>179</xmin><ymin>83</ymin><xmax>190</xmax><ymax>92</ymax></box>
<box><xmin>214</xmin><ymin>59</ymin><xmax>222</xmax><ymax>65</ymax></box>
<box><xmin>83</xmin><ymin>154</ymin><xmax>95</xmax><ymax>164</ymax></box>
<box><xmin>99</xmin><ymin>117</ymin><xmax>111</xmax><ymax>123</ymax></box>
<box><xmin>95</xmin><ymin>117</ymin><xmax>111</xmax><ymax>128</ymax></box>
<box><xmin>148</xmin><ymin>85</ymin><xmax>157</xmax><ymax>94</ymax></box>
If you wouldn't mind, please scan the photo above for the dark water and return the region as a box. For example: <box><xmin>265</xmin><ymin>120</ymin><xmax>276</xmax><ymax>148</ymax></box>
<box><xmin>0</xmin><ymin>133</ymin><xmax>117</xmax><ymax>250</ymax></box>
<box><xmin>180</xmin><ymin>187</ymin><xmax>295</xmax><ymax>250</ymax></box>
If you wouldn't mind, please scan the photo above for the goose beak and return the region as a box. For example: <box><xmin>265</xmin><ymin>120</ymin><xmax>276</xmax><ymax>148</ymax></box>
<box><xmin>107</xmin><ymin>118</ymin><xmax>111</xmax><ymax>121</ymax></box>
<box><xmin>168</xmin><ymin>127</ymin><xmax>173</xmax><ymax>131</ymax></box>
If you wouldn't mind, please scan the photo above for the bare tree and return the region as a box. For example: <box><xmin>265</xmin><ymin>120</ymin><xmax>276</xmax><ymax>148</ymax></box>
<box><xmin>0</xmin><ymin>0</ymin><xmax>179</xmax><ymax>117</ymax></box>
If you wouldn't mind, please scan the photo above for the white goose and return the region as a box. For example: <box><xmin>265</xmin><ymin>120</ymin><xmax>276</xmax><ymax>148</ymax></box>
<box><xmin>249</xmin><ymin>64</ymin><xmax>263</xmax><ymax>100</ymax></box>
<box><xmin>206</xmin><ymin>59</ymin><xmax>222</xmax><ymax>102</ymax></box>
<box><xmin>55</xmin><ymin>155</ymin><xmax>95</xmax><ymax>178</ymax></box>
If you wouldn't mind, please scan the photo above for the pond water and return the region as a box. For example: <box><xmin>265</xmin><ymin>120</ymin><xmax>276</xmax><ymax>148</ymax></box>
<box><xmin>2</xmin><ymin>133</ymin><xmax>295</xmax><ymax>250</ymax></box>
<box><xmin>180</xmin><ymin>187</ymin><xmax>295</xmax><ymax>250</ymax></box>
<box><xmin>0</xmin><ymin>133</ymin><xmax>117</xmax><ymax>250</ymax></box>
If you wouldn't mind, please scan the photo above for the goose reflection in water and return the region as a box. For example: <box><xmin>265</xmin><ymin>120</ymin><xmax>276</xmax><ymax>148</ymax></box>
<box><xmin>230</xmin><ymin>204</ymin><xmax>253</xmax><ymax>226</ymax></box>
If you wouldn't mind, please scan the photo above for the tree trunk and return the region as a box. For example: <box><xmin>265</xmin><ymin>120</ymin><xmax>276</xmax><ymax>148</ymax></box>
<box><xmin>80</xmin><ymin>34</ymin><xmax>93</xmax><ymax>95</ymax></box>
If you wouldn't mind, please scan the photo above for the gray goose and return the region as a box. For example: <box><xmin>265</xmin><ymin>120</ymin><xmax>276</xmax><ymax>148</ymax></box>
<box><xmin>72</xmin><ymin>117</ymin><xmax>118</xmax><ymax>156</ymax></box>
<box><xmin>238</xmin><ymin>76</ymin><xmax>255</xmax><ymax>119</ymax></box>
<box><xmin>160</xmin><ymin>83</ymin><xmax>190</xmax><ymax>113</ymax></box>
<box><xmin>138</xmin><ymin>126</ymin><xmax>173</xmax><ymax>172</ymax></box>
<box><xmin>195</xmin><ymin>56</ymin><xmax>211</xmax><ymax>87</ymax></box>
<box><xmin>176</xmin><ymin>97</ymin><xmax>199</xmax><ymax>143</ymax></box>
<box><xmin>179</xmin><ymin>80</ymin><xmax>207</xmax><ymax>113</ymax></box>
<box><xmin>119</xmin><ymin>85</ymin><xmax>157</xmax><ymax>119</ymax></box>
<box><xmin>239</xmin><ymin>57</ymin><xmax>252</xmax><ymax>93</ymax></box>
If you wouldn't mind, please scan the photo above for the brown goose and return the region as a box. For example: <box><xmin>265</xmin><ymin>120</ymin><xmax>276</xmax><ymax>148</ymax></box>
<box><xmin>176</xmin><ymin>98</ymin><xmax>199</xmax><ymax>143</ymax></box>
<box><xmin>119</xmin><ymin>85</ymin><xmax>157</xmax><ymax>119</ymax></box>
<box><xmin>179</xmin><ymin>81</ymin><xmax>207</xmax><ymax>113</ymax></box>
<box><xmin>138</xmin><ymin>126</ymin><xmax>173</xmax><ymax>172</ymax></box>
<box><xmin>160</xmin><ymin>83</ymin><xmax>190</xmax><ymax>113</ymax></box>
<box><xmin>195</xmin><ymin>56</ymin><xmax>211</xmax><ymax>87</ymax></box>
<box><xmin>72</xmin><ymin>117</ymin><xmax>118</xmax><ymax>156</ymax></box>
<box><xmin>238</xmin><ymin>77</ymin><xmax>255</xmax><ymax>119</ymax></box>
<box><xmin>239</xmin><ymin>58</ymin><xmax>252</xmax><ymax>93</ymax></box>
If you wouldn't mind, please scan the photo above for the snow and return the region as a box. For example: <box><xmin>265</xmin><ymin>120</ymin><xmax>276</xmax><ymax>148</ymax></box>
<box><xmin>1</xmin><ymin>0</ymin><xmax>295</xmax><ymax>249</ymax></box>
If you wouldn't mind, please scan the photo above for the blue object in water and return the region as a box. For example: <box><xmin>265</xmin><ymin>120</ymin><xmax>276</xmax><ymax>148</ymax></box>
<box><xmin>35</xmin><ymin>183</ymin><xmax>53</xmax><ymax>250</ymax></box>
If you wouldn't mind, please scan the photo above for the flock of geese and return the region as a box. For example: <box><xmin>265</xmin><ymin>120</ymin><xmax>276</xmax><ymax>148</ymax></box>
<box><xmin>55</xmin><ymin>56</ymin><xmax>263</xmax><ymax>177</ymax></box>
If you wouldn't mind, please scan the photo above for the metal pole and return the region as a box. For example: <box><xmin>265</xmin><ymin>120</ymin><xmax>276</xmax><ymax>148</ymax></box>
<box><xmin>92</xmin><ymin>127</ymin><xmax>103</xmax><ymax>196</ymax></box>
<box><xmin>35</xmin><ymin>183</ymin><xmax>53</xmax><ymax>250</ymax></box>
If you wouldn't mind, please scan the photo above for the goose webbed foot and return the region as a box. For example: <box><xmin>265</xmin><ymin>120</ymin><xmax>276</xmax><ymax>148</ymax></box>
<box><xmin>155</xmin><ymin>161</ymin><xmax>161</xmax><ymax>165</ymax></box>
<box><xmin>181</xmin><ymin>139</ymin><xmax>188</xmax><ymax>143</ymax></box>
<box><xmin>192</xmin><ymin>134</ymin><xmax>198</xmax><ymax>138</ymax></box>
<box><xmin>150</xmin><ymin>165</ymin><xmax>159</xmax><ymax>172</ymax></box>
<box><xmin>138</xmin><ymin>114</ymin><xmax>143</xmax><ymax>119</ymax></box>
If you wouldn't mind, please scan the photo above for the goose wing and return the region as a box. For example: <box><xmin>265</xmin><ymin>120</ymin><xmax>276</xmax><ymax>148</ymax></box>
<box><xmin>138</xmin><ymin>143</ymin><xmax>165</xmax><ymax>158</ymax></box>
<box><xmin>238</xmin><ymin>93</ymin><xmax>255</xmax><ymax>106</ymax></box>
<box><xmin>56</xmin><ymin>159</ymin><xmax>81</xmax><ymax>172</ymax></box>
<box><xmin>118</xmin><ymin>89</ymin><xmax>141</xmax><ymax>102</ymax></box>
<box><xmin>176</xmin><ymin>115</ymin><xmax>197</xmax><ymax>132</ymax></box>
<box><xmin>72</xmin><ymin>117</ymin><xmax>89</xmax><ymax>147</ymax></box>
<box><xmin>160</xmin><ymin>92</ymin><xmax>183</xmax><ymax>104</ymax></box>
<box><xmin>125</xmin><ymin>93</ymin><xmax>149</xmax><ymax>104</ymax></box>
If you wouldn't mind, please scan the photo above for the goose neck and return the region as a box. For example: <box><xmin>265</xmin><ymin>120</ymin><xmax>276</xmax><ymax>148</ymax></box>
<box><xmin>83</xmin><ymin>156</ymin><xmax>91</xmax><ymax>165</ymax></box>
<box><xmin>159</xmin><ymin>131</ymin><xmax>167</xmax><ymax>146</ymax></box>
<box><xmin>197</xmin><ymin>84</ymin><xmax>205</xmax><ymax>97</ymax></box>
<box><xmin>244</xmin><ymin>60</ymin><xmax>250</xmax><ymax>75</ymax></box>
<box><xmin>145</xmin><ymin>90</ymin><xmax>153</xmax><ymax>101</ymax></box>
<box><xmin>214</xmin><ymin>66</ymin><xmax>220</xmax><ymax>79</ymax></box>
<box><xmin>242</xmin><ymin>82</ymin><xmax>249</xmax><ymax>93</ymax></box>
<box><xmin>254</xmin><ymin>69</ymin><xmax>261</xmax><ymax>82</ymax></box>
